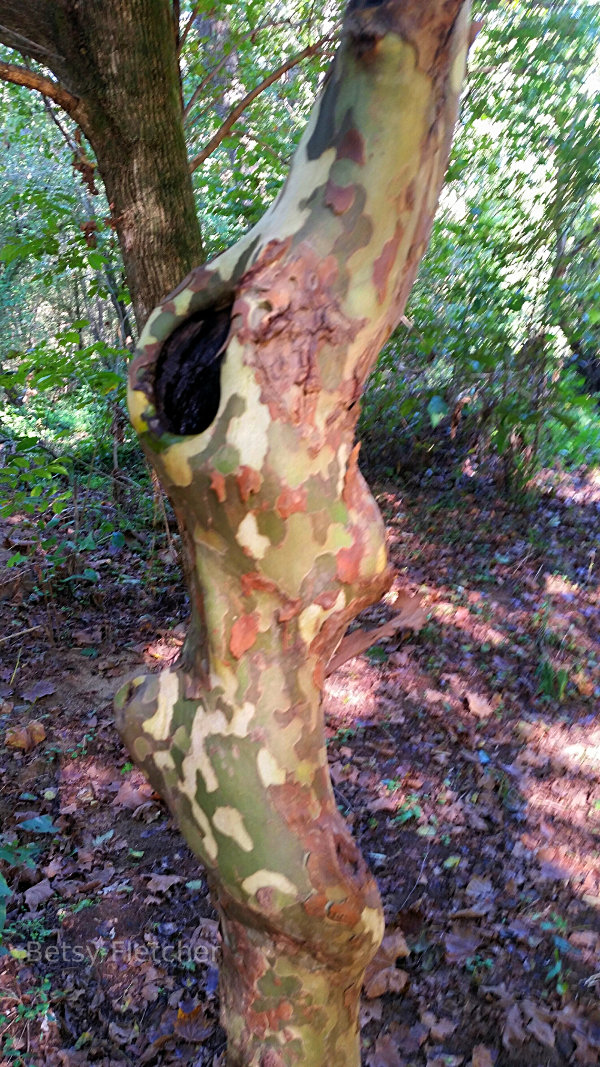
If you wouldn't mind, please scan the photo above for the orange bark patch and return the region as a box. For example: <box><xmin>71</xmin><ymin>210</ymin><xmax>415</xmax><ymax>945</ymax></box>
<box><xmin>324</xmin><ymin>179</ymin><xmax>356</xmax><ymax>216</ymax></box>
<box><xmin>236</xmin><ymin>465</ymin><xmax>262</xmax><ymax>503</ymax></box>
<box><xmin>210</xmin><ymin>470</ymin><xmax>227</xmax><ymax>503</ymax></box>
<box><xmin>336</xmin><ymin>539</ymin><xmax>364</xmax><ymax>584</ymax></box>
<box><xmin>241</xmin><ymin>572</ymin><xmax>280</xmax><ymax>596</ymax></box>
<box><xmin>275</xmin><ymin>485</ymin><xmax>307</xmax><ymax>519</ymax></box>
<box><xmin>328</xmin><ymin>899</ymin><xmax>362</xmax><ymax>925</ymax></box>
<box><xmin>229</xmin><ymin>613</ymin><xmax>259</xmax><ymax>659</ymax></box>
<box><xmin>373</xmin><ymin>221</ymin><xmax>404</xmax><ymax>303</ymax></box>
<box><xmin>303</xmin><ymin>891</ymin><xmax>329</xmax><ymax>918</ymax></box>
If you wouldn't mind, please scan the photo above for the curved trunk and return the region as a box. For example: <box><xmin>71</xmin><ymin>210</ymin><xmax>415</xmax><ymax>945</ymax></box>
<box><xmin>116</xmin><ymin>2</ymin><xmax>473</xmax><ymax>1063</ymax></box>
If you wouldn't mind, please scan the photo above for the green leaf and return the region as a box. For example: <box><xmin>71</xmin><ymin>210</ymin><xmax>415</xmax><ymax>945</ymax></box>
<box><xmin>0</xmin><ymin>243</ymin><xmax>25</xmax><ymax>264</ymax></box>
<box><xmin>18</xmin><ymin>815</ymin><xmax>59</xmax><ymax>835</ymax></box>
<box><xmin>427</xmin><ymin>395</ymin><xmax>449</xmax><ymax>429</ymax></box>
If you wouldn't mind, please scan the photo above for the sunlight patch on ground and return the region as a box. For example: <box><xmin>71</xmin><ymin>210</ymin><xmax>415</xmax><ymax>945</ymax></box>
<box><xmin>428</xmin><ymin>599</ymin><xmax>507</xmax><ymax>647</ymax></box>
<box><xmin>324</xmin><ymin>659</ymin><xmax>379</xmax><ymax>728</ymax></box>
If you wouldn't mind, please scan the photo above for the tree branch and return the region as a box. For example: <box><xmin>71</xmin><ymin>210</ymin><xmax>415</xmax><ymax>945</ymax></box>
<box><xmin>0</xmin><ymin>59</ymin><xmax>85</xmax><ymax>124</ymax></box>
<box><xmin>188</xmin><ymin>35</ymin><xmax>332</xmax><ymax>173</ymax></box>
<box><xmin>183</xmin><ymin>18</ymin><xmax>296</xmax><ymax>121</ymax></box>
<box><xmin>178</xmin><ymin>3</ymin><xmax>199</xmax><ymax>53</ymax></box>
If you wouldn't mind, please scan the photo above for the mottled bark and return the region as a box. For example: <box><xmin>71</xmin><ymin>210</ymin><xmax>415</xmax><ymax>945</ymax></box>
<box><xmin>115</xmin><ymin>2</ymin><xmax>473</xmax><ymax>1064</ymax></box>
<box><xmin>0</xmin><ymin>0</ymin><xmax>203</xmax><ymax>327</ymax></box>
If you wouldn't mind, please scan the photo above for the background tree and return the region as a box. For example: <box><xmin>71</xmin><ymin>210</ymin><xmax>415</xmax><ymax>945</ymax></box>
<box><xmin>360</xmin><ymin>0</ymin><xmax>600</xmax><ymax>487</ymax></box>
<box><xmin>0</xmin><ymin>0</ymin><xmax>473</xmax><ymax>1063</ymax></box>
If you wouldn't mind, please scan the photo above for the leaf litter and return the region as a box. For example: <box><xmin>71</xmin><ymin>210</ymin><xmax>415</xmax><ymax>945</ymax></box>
<box><xmin>1</xmin><ymin>470</ymin><xmax>600</xmax><ymax>1064</ymax></box>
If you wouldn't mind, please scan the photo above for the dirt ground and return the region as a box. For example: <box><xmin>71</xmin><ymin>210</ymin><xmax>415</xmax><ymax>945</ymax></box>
<box><xmin>1</xmin><ymin>469</ymin><xmax>599</xmax><ymax>1066</ymax></box>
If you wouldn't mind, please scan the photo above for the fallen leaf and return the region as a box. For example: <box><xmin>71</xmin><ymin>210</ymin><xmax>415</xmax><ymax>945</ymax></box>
<box><xmin>174</xmin><ymin>1002</ymin><xmax>213</xmax><ymax>1043</ymax></box>
<box><xmin>368</xmin><ymin>1032</ymin><xmax>406</xmax><ymax>1067</ymax></box>
<box><xmin>5</xmin><ymin>726</ymin><xmax>33</xmax><ymax>751</ymax></box>
<box><xmin>430</xmin><ymin>1018</ymin><xmax>458</xmax><ymax>1042</ymax></box>
<box><xmin>444</xmin><ymin>925</ymin><xmax>483</xmax><ymax>963</ymax></box>
<box><xmin>18</xmin><ymin>814</ymin><xmax>59</xmax><ymax>834</ymax></box>
<box><xmin>24</xmin><ymin>878</ymin><xmax>54</xmax><ymax>910</ymax></box>
<box><xmin>465</xmin><ymin>691</ymin><xmax>493</xmax><ymax>719</ymax></box>
<box><xmin>470</xmin><ymin>1045</ymin><xmax>494</xmax><ymax>1067</ymax></box>
<box><xmin>113</xmin><ymin>779</ymin><xmax>155</xmax><ymax>810</ymax></box>
<box><xmin>364</xmin><ymin>929</ymin><xmax>410</xmax><ymax>998</ymax></box>
<box><xmin>146</xmin><ymin>873</ymin><xmax>182</xmax><ymax>894</ymax></box>
<box><xmin>6</xmin><ymin>720</ymin><xmax>46</xmax><ymax>752</ymax></box>
<box><xmin>521</xmin><ymin>1000</ymin><xmax>555</xmax><ymax>1049</ymax></box>
<box><xmin>28</xmin><ymin>720</ymin><xmax>46</xmax><ymax>745</ymax></box>
<box><xmin>502</xmin><ymin>1002</ymin><xmax>527</xmax><ymax>1049</ymax></box>
<box><xmin>21</xmin><ymin>679</ymin><xmax>56</xmax><ymax>703</ymax></box>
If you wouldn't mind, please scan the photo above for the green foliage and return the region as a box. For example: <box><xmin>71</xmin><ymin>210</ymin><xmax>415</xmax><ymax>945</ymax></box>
<box><xmin>536</xmin><ymin>658</ymin><xmax>570</xmax><ymax>702</ymax></box>
<box><xmin>360</xmin><ymin>0</ymin><xmax>600</xmax><ymax>486</ymax></box>
<box><xmin>0</xmin><ymin>839</ymin><xmax>39</xmax><ymax>942</ymax></box>
<box><xmin>1</xmin><ymin>0</ymin><xmax>599</xmax><ymax>510</ymax></box>
<box><xmin>182</xmin><ymin>1</ymin><xmax>344</xmax><ymax>254</ymax></box>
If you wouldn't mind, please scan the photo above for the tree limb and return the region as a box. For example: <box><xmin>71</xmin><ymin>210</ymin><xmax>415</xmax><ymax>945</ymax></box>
<box><xmin>188</xmin><ymin>35</ymin><xmax>331</xmax><ymax>173</ymax></box>
<box><xmin>183</xmin><ymin>18</ymin><xmax>300</xmax><ymax>121</ymax></box>
<box><xmin>0</xmin><ymin>59</ymin><xmax>85</xmax><ymax>124</ymax></box>
<box><xmin>178</xmin><ymin>3</ymin><xmax>199</xmax><ymax>53</ymax></box>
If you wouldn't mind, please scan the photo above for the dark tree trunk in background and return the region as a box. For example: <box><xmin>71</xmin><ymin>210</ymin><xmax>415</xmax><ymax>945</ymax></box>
<box><xmin>0</xmin><ymin>0</ymin><xmax>203</xmax><ymax>328</ymax></box>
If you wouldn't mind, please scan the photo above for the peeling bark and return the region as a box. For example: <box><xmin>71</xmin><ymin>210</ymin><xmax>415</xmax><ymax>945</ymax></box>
<box><xmin>115</xmin><ymin>2</ymin><xmax>473</xmax><ymax>1063</ymax></box>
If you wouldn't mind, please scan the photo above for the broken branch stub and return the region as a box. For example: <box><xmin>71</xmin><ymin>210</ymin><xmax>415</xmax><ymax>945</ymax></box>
<box><xmin>116</xmin><ymin>2</ymin><xmax>472</xmax><ymax>1064</ymax></box>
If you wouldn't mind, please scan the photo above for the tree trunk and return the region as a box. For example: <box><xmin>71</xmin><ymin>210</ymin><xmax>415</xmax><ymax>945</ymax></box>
<box><xmin>0</xmin><ymin>0</ymin><xmax>203</xmax><ymax>328</ymax></box>
<box><xmin>114</xmin><ymin>2</ymin><xmax>473</xmax><ymax>1063</ymax></box>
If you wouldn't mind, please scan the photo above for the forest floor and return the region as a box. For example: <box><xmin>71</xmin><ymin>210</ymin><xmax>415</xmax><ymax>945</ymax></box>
<box><xmin>1</xmin><ymin>467</ymin><xmax>599</xmax><ymax>1067</ymax></box>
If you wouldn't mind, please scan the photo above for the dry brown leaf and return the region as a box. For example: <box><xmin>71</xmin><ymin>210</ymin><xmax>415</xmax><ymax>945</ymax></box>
<box><xmin>573</xmin><ymin>1030</ymin><xmax>600</xmax><ymax>1065</ymax></box>
<box><xmin>24</xmin><ymin>878</ymin><xmax>54</xmax><ymax>910</ymax></box>
<box><xmin>28</xmin><ymin>720</ymin><xmax>46</xmax><ymax>745</ymax></box>
<box><xmin>113</xmin><ymin>778</ymin><xmax>154</xmax><ymax>810</ymax></box>
<box><xmin>444</xmin><ymin>925</ymin><xmax>483</xmax><ymax>963</ymax></box>
<box><xmin>470</xmin><ymin>1048</ymin><xmax>494</xmax><ymax>1067</ymax></box>
<box><xmin>521</xmin><ymin>1000</ymin><xmax>555</xmax><ymax>1049</ymax></box>
<box><xmin>326</xmin><ymin>594</ymin><xmax>425</xmax><ymax>675</ymax></box>
<box><xmin>5</xmin><ymin>726</ymin><xmax>33</xmax><ymax>751</ymax></box>
<box><xmin>174</xmin><ymin>1002</ymin><xmax>213</xmax><ymax>1043</ymax></box>
<box><xmin>21</xmin><ymin>679</ymin><xmax>56</xmax><ymax>703</ymax></box>
<box><xmin>502</xmin><ymin>1002</ymin><xmax>527</xmax><ymax>1049</ymax></box>
<box><xmin>465</xmin><ymin>691</ymin><xmax>493</xmax><ymax>719</ymax></box>
<box><xmin>430</xmin><ymin>1018</ymin><xmax>458</xmax><ymax>1042</ymax></box>
<box><xmin>368</xmin><ymin>1032</ymin><xmax>406</xmax><ymax>1067</ymax></box>
<box><xmin>364</xmin><ymin>929</ymin><xmax>410</xmax><ymax>998</ymax></box>
<box><xmin>146</xmin><ymin>873</ymin><xmax>182</xmax><ymax>893</ymax></box>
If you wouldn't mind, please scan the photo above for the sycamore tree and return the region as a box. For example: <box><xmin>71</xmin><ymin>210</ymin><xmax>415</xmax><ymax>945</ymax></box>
<box><xmin>0</xmin><ymin>1</ymin><xmax>473</xmax><ymax>1063</ymax></box>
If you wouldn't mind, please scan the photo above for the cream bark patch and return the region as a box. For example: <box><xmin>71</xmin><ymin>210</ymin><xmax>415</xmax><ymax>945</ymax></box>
<box><xmin>212</xmin><ymin>806</ymin><xmax>254</xmax><ymax>852</ymax></box>
<box><xmin>242</xmin><ymin>869</ymin><xmax>298</xmax><ymax>900</ymax></box>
